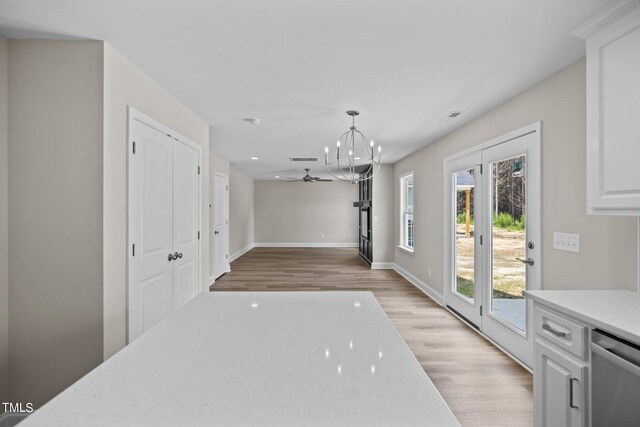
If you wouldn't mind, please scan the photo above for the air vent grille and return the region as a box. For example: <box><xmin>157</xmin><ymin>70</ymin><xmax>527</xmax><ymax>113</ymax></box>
<box><xmin>440</xmin><ymin>111</ymin><xmax>463</xmax><ymax>122</ymax></box>
<box><xmin>289</xmin><ymin>157</ymin><xmax>318</xmax><ymax>162</ymax></box>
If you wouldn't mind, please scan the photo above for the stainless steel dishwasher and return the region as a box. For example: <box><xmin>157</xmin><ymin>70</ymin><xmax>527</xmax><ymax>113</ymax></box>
<box><xmin>591</xmin><ymin>329</ymin><xmax>640</xmax><ymax>427</ymax></box>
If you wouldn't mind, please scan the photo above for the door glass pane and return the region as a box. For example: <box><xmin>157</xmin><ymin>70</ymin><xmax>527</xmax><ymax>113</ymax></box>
<box><xmin>454</xmin><ymin>169</ymin><xmax>475</xmax><ymax>300</ymax></box>
<box><xmin>490</xmin><ymin>155</ymin><xmax>526</xmax><ymax>332</ymax></box>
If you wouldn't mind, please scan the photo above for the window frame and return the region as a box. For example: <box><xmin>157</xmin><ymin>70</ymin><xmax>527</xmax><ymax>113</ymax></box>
<box><xmin>399</xmin><ymin>171</ymin><xmax>415</xmax><ymax>254</ymax></box>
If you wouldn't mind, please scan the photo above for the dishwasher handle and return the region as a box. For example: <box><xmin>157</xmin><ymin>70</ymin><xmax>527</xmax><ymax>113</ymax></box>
<box><xmin>591</xmin><ymin>340</ymin><xmax>640</xmax><ymax>379</ymax></box>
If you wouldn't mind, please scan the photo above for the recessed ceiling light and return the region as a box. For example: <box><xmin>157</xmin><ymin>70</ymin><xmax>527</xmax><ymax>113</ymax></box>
<box><xmin>274</xmin><ymin>175</ymin><xmax>280</xmax><ymax>178</ymax></box>
<box><xmin>250</xmin><ymin>156</ymin><xmax>259</xmax><ymax>160</ymax></box>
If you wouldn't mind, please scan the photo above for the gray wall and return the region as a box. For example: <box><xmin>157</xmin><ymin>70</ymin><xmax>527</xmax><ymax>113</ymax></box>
<box><xmin>229</xmin><ymin>167</ymin><xmax>254</xmax><ymax>256</ymax></box>
<box><xmin>103</xmin><ymin>44</ymin><xmax>210</xmax><ymax>359</ymax></box>
<box><xmin>372</xmin><ymin>165</ymin><xmax>395</xmax><ymax>263</ymax></box>
<box><xmin>8</xmin><ymin>40</ymin><xmax>104</xmax><ymax>407</ymax></box>
<box><xmin>0</xmin><ymin>36</ymin><xmax>9</xmax><ymax>409</ymax></box>
<box><xmin>254</xmin><ymin>180</ymin><xmax>358</xmax><ymax>244</ymax></box>
<box><xmin>393</xmin><ymin>59</ymin><xmax>638</xmax><ymax>296</ymax></box>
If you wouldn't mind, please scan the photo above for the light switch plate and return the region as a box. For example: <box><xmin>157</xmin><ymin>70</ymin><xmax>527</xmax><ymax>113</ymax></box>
<box><xmin>553</xmin><ymin>232</ymin><xmax>580</xmax><ymax>253</ymax></box>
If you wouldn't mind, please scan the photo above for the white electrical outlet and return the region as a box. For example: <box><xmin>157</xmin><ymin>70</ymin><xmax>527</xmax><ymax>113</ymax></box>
<box><xmin>553</xmin><ymin>232</ymin><xmax>580</xmax><ymax>253</ymax></box>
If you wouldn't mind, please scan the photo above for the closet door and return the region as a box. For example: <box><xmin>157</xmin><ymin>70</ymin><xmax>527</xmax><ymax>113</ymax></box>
<box><xmin>172</xmin><ymin>141</ymin><xmax>200</xmax><ymax>310</ymax></box>
<box><xmin>128</xmin><ymin>120</ymin><xmax>174</xmax><ymax>342</ymax></box>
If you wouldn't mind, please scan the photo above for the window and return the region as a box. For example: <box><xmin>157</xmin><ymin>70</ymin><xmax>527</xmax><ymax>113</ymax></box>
<box><xmin>400</xmin><ymin>173</ymin><xmax>414</xmax><ymax>252</ymax></box>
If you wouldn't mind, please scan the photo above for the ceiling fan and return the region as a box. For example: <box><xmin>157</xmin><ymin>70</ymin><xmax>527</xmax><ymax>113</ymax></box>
<box><xmin>287</xmin><ymin>168</ymin><xmax>332</xmax><ymax>183</ymax></box>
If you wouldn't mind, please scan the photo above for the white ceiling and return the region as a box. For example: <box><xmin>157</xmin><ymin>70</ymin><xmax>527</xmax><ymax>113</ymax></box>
<box><xmin>0</xmin><ymin>0</ymin><xmax>607</xmax><ymax>179</ymax></box>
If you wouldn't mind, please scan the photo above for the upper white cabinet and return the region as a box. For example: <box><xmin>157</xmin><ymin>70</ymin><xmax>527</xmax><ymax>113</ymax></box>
<box><xmin>574</xmin><ymin>1</ymin><xmax>640</xmax><ymax>215</ymax></box>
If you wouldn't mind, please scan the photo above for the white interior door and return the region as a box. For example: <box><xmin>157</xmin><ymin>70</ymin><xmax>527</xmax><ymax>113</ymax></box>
<box><xmin>128</xmin><ymin>109</ymin><xmax>202</xmax><ymax>343</ymax></box>
<box><xmin>128</xmin><ymin>119</ymin><xmax>174</xmax><ymax>341</ymax></box>
<box><xmin>444</xmin><ymin>152</ymin><xmax>483</xmax><ymax>328</ymax></box>
<box><xmin>212</xmin><ymin>173</ymin><xmax>229</xmax><ymax>279</ymax></box>
<box><xmin>444</xmin><ymin>126</ymin><xmax>540</xmax><ymax>367</ymax></box>
<box><xmin>172</xmin><ymin>141</ymin><xmax>200</xmax><ymax>310</ymax></box>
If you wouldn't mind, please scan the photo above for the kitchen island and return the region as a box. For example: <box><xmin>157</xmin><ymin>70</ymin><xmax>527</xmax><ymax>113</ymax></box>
<box><xmin>22</xmin><ymin>292</ymin><xmax>459</xmax><ymax>426</ymax></box>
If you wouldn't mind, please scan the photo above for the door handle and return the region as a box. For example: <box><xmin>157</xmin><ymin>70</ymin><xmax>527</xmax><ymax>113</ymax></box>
<box><xmin>569</xmin><ymin>378</ymin><xmax>579</xmax><ymax>409</ymax></box>
<box><xmin>177</xmin><ymin>253</ymin><xmax>183</xmax><ymax>259</ymax></box>
<box><xmin>516</xmin><ymin>257</ymin><xmax>534</xmax><ymax>266</ymax></box>
<box><xmin>168</xmin><ymin>253</ymin><xmax>174</xmax><ymax>262</ymax></box>
<box><xmin>173</xmin><ymin>252</ymin><xmax>179</xmax><ymax>260</ymax></box>
<box><xmin>214</xmin><ymin>231</ymin><xmax>219</xmax><ymax>235</ymax></box>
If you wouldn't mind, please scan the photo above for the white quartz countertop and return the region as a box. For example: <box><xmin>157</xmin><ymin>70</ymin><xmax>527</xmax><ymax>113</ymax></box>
<box><xmin>23</xmin><ymin>292</ymin><xmax>459</xmax><ymax>426</ymax></box>
<box><xmin>524</xmin><ymin>290</ymin><xmax>640</xmax><ymax>345</ymax></box>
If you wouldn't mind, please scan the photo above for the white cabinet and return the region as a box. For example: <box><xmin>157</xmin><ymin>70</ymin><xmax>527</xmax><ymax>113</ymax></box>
<box><xmin>535</xmin><ymin>338</ymin><xmax>587</xmax><ymax>427</ymax></box>
<box><xmin>533</xmin><ymin>304</ymin><xmax>589</xmax><ymax>427</ymax></box>
<box><xmin>574</xmin><ymin>1</ymin><xmax>640</xmax><ymax>215</ymax></box>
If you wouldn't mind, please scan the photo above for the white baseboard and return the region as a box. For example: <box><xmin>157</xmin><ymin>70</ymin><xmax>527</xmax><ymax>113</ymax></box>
<box><xmin>392</xmin><ymin>263</ymin><xmax>444</xmax><ymax>306</ymax></box>
<box><xmin>254</xmin><ymin>242</ymin><xmax>358</xmax><ymax>248</ymax></box>
<box><xmin>230</xmin><ymin>243</ymin><xmax>255</xmax><ymax>262</ymax></box>
<box><xmin>371</xmin><ymin>262</ymin><xmax>395</xmax><ymax>270</ymax></box>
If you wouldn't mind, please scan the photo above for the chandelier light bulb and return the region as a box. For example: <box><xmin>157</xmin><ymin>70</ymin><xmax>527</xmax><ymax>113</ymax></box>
<box><xmin>324</xmin><ymin>146</ymin><xmax>329</xmax><ymax>154</ymax></box>
<box><xmin>378</xmin><ymin>145</ymin><xmax>382</xmax><ymax>153</ymax></box>
<box><xmin>349</xmin><ymin>150</ymin><xmax>353</xmax><ymax>157</ymax></box>
<box><xmin>370</xmin><ymin>140</ymin><xmax>374</xmax><ymax>147</ymax></box>
<box><xmin>336</xmin><ymin>141</ymin><xmax>341</xmax><ymax>148</ymax></box>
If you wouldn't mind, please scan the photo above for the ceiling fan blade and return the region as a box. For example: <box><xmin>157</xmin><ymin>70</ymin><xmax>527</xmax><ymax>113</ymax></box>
<box><xmin>315</xmin><ymin>179</ymin><xmax>333</xmax><ymax>182</ymax></box>
<box><xmin>286</xmin><ymin>179</ymin><xmax>303</xmax><ymax>182</ymax></box>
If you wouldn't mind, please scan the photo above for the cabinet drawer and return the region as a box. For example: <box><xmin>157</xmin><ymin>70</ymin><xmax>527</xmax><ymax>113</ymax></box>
<box><xmin>534</xmin><ymin>305</ymin><xmax>587</xmax><ymax>360</ymax></box>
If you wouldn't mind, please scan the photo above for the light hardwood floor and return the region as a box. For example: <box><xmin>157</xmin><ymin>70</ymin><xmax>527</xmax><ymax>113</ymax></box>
<box><xmin>210</xmin><ymin>247</ymin><xmax>533</xmax><ymax>426</ymax></box>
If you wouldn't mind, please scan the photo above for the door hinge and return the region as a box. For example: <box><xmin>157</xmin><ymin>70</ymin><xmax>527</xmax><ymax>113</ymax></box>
<box><xmin>198</xmin><ymin>231</ymin><xmax>200</xmax><ymax>240</ymax></box>
<box><xmin>478</xmin><ymin>164</ymin><xmax>482</xmax><ymax>174</ymax></box>
<box><xmin>480</xmin><ymin>235</ymin><xmax>483</xmax><ymax>245</ymax></box>
<box><xmin>132</xmin><ymin>243</ymin><xmax>135</xmax><ymax>256</ymax></box>
<box><xmin>226</xmin><ymin>254</ymin><xmax>228</xmax><ymax>259</ymax></box>
<box><xmin>198</xmin><ymin>166</ymin><xmax>200</xmax><ymax>175</ymax></box>
<box><xmin>480</xmin><ymin>306</ymin><xmax>483</xmax><ymax>316</ymax></box>
<box><xmin>132</xmin><ymin>141</ymin><xmax>136</xmax><ymax>154</ymax></box>
<box><xmin>226</xmin><ymin>185</ymin><xmax>229</xmax><ymax>191</ymax></box>
<box><xmin>226</xmin><ymin>220</ymin><xmax>228</xmax><ymax>225</ymax></box>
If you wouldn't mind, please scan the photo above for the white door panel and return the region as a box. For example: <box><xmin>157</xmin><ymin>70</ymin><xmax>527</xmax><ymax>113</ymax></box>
<box><xmin>172</xmin><ymin>141</ymin><xmax>200</xmax><ymax>310</ymax></box>
<box><xmin>128</xmin><ymin>120</ymin><xmax>174</xmax><ymax>341</ymax></box>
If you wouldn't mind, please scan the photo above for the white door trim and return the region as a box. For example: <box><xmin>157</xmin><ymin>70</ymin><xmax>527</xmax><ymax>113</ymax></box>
<box><xmin>127</xmin><ymin>106</ymin><xmax>202</xmax><ymax>344</ymax></box>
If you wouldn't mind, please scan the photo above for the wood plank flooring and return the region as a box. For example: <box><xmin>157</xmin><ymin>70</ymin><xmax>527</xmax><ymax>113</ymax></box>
<box><xmin>210</xmin><ymin>247</ymin><xmax>533</xmax><ymax>426</ymax></box>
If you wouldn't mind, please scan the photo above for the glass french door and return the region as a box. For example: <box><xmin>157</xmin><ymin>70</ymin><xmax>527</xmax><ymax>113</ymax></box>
<box><xmin>444</xmin><ymin>152</ymin><xmax>482</xmax><ymax>328</ymax></box>
<box><xmin>445</xmin><ymin>128</ymin><xmax>540</xmax><ymax>367</ymax></box>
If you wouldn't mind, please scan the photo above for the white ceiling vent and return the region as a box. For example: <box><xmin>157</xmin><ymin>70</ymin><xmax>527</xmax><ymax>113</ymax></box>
<box><xmin>440</xmin><ymin>111</ymin><xmax>463</xmax><ymax>122</ymax></box>
<box><xmin>289</xmin><ymin>157</ymin><xmax>318</xmax><ymax>162</ymax></box>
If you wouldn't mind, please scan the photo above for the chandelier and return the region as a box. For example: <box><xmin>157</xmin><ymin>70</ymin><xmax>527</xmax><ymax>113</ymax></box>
<box><xmin>324</xmin><ymin>110</ymin><xmax>382</xmax><ymax>183</ymax></box>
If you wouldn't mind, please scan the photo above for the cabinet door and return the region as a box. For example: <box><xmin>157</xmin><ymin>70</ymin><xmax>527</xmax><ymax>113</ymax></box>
<box><xmin>534</xmin><ymin>338</ymin><xmax>587</xmax><ymax>427</ymax></box>
<box><xmin>581</xmin><ymin>4</ymin><xmax>640</xmax><ymax>214</ymax></box>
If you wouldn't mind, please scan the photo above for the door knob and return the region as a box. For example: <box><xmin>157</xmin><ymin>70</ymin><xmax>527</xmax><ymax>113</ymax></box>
<box><xmin>168</xmin><ymin>253</ymin><xmax>174</xmax><ymax>261</ymax></box>
<box><xmin>178</xmin><ymin>253</ymin><xmax>183</xmax><ymax>259</ymax></box>
<box><xmin>173</xmin><ymin>252</ymin><xmax>179</xmax><ymax>260</ymax></box>
<box><xmin>516</xmin><ymin>257</ymin><xmax>534</xmax><ymax>266</ymax></box>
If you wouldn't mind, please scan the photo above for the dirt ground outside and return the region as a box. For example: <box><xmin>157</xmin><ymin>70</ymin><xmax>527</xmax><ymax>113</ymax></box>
<box><xmin>454</xmin><ymin>224</ymin><xmax>526</xmax><ymax>299</ymax></box>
